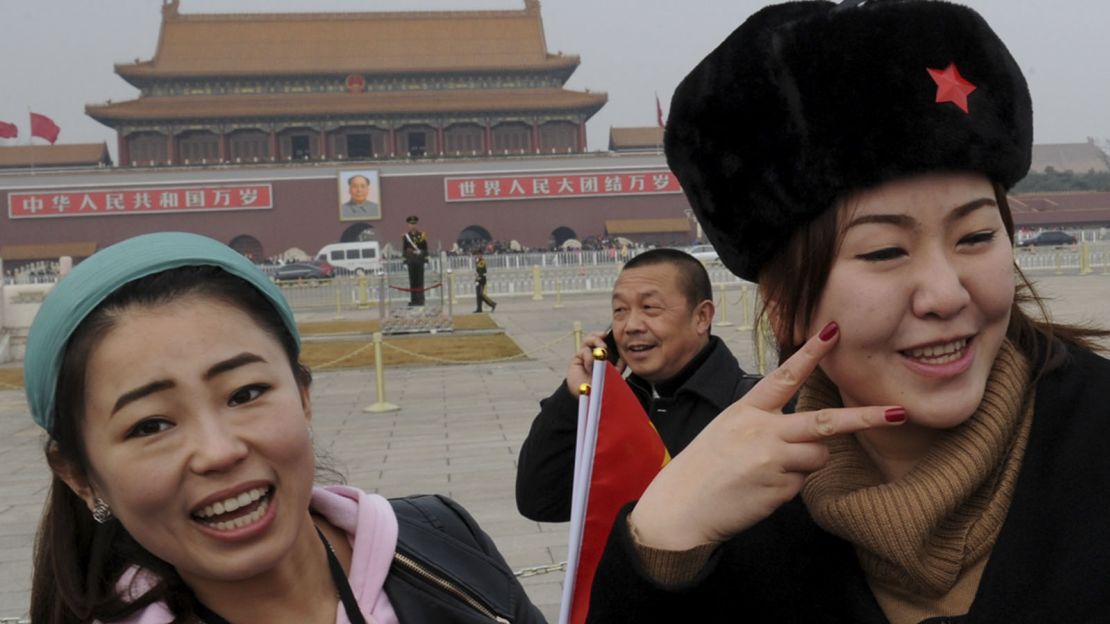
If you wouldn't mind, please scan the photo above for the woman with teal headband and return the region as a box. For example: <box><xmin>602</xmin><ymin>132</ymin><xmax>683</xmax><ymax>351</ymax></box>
<box><xmin>26</xmin><ymin>232</ymin><xmax>544</xmax><ymax>623</ymax></box>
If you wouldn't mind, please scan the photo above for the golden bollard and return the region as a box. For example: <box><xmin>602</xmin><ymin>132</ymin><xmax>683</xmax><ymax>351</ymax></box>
<box><xmin>1080</xmin><ymin>241</ymin><xmax>1092</xmax><ymax>275</ymax></box>
<box><xmin>738</xmin><ymin>284</ymin><xmax>753</xmax><ymax>331</ymax></box>
<box><xmin>377</xmin><ymin>271</ymin><xmax>387</xmax><ymax>320</ymax></box>
<box><xmin>532</xmin><ymin>265</ymin><xmax>544</xmax><ymax>301</ymax></box>
<box><xmin>357</xmin><ymin>272</ymin><xmax>370</xmax><ymax>308</ymax></box>
<box><xmin>716</xmin><ymin>283</ymin><xmax>733</xmax><ymax>327</ymax></box>
<box><xmin>364</xmin><ymin>332</ymin><xmax>400</xmax><ymax>413</ymax></box>
<box><xmin>553</xmin><ymin>277</ymin><xmax>565</xmax><ymax>309</ymax></box>
<box><xmin>573</xmin><ymin>320</ymin><xmax>583</xmax><ymax>352</ymax></box>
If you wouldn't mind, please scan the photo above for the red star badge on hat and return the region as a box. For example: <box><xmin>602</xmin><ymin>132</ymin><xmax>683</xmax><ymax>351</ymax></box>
<box><xmin>927</xmin><ymin>63</ymin><xmax>977</xmax><ymax>114</ymax></box>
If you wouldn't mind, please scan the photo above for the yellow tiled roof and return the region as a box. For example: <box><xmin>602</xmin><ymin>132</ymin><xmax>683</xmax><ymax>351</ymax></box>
<box><xmin>0</xmin><ymin>143</ymin><xmax>111</xmax><ymax>168</ymax></box>
<box><xmin>605</xmin><ymin>218</ymin><xmax>690</xmax><ymax>235</ymax></box>
<box><xmin>86</xmin><ymin>89</ymin><xmax>607</xmax><ymax>122</ymax></box>
<box><xmin>0</xmin><ymin>241</ymin><xmax>99</xmax><ymax>260</ymax></box>
<box><xmin>609</xmin><ymin>127</ymin><xmax>664</xmax><ymax>150</ymax></box>
<box><xmin>117</xmin><ymin>2</ymin><xmax>578</xmax><ymax>79</ymax></box>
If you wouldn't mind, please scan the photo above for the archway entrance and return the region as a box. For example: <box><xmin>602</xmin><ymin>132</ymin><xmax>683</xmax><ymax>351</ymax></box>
<box><xmin>457</xmin><ymin>225</ymin><xmax>492</xmax><ymax>253</ymax></box>
<box><xmin>228</xmin><ymin>234</ymin><xmax>264</xmax><ymax>262</ymax></box>
<box><xmin>551</xmin><ymin>226</ymin><xmax>577</xmax><ymax>248</ymax></box>
<box><xmin>341</xmin><ymin>223</ymin><xmax>376</xmax><ymax>242</ymax></box>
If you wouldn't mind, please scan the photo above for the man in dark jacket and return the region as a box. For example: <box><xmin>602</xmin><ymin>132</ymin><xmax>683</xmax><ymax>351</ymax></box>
<box><xmin>515</xmin><ymin>248</ymin><xmax>757</xmax><ymax>522</ymax></box>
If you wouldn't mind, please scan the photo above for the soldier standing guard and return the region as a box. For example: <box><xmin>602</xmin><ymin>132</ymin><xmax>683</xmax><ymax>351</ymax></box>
<box><xmin>402</xmin><ymin>215</ymin><xmax>429</xmax><ymax>306</ymax></box>
<box><xmin>474</xmin><ymin>253</ymin><xmax>497</xmax><ymax>313</ymax></box>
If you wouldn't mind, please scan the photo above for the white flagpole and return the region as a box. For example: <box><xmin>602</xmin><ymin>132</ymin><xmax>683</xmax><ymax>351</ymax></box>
<box><xmin>559</xmin><ymin>390</ymin><xmax>589</xmax><ymax>624</ymax></box>
<box><xmin>27</xmin><ymin>108</ymin><xmax>35</xmax><ymax>173</ymax></box>
<box><xmin>558</xmin><ymin>357</ymin><xmax>607</xmax><ymax>624</ymax></box>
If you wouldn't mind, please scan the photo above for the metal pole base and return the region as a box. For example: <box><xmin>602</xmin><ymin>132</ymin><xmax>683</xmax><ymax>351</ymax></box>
<box><xmin>364</xmin><ymin>402</ymin><xmax>401</xmax><ymax>413</ymax></box>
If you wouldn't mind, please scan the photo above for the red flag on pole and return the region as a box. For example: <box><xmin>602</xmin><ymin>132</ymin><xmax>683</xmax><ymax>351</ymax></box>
<box><xmin>656</xmin><ymin>93</ymin><xmax>665</xmax><ymax>129</ymax></box>
<box><xmin>564</xmin><ymin>362</ymin><xmax>670</xmax><ymax>624</ymax></box>
<box><xmin>30</xmin><ymin>112</ymin><xmax>60</xmax><ymax>144</ymax></box>
<box><xmin>0</xmin><ymin>121</ymin><xmax>17</xmax><ymax>139</ymax></box>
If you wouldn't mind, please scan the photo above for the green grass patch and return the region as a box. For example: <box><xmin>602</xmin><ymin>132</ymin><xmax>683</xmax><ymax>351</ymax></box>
<box><xmin>301</xmin><ymin>333</ymin><xmax>524</xmax><ymax>370</ymax></box>
<box><xmin>0</xmin><ymin>319</ymin><xmax>513</xmax><ymax>391</ymax></box>
<box><xmin>0</xmin><ymin>368</ymin><xmax>23</xmax><ymax>390</ymax></box>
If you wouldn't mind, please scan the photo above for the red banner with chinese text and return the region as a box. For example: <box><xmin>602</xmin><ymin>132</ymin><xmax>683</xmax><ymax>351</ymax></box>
<box><xmin>444</xmin><ymin>170</ymin><xmax>681</xmax><ymax>202</ymax></box>
<box><xmin>7</xmin><ymin>184</ymin><xmax>273</xmax><ymax>219</ymax></box>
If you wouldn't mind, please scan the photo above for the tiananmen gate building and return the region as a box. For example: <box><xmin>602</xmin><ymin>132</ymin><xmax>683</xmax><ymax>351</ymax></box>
<box><xmin>88</xmin><ymin>0</ymin><xmax>607</xmax><ymax>166</ymax></box>
<box><xmin>0</xmin><ymin>1</ymin><xmax>695</xmax><ymax>264</ymax></box>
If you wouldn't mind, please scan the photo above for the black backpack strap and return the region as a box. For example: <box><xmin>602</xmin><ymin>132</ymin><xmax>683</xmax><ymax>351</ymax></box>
<box><xmin>386</xmin><ymin>494</ymin><xmax>541</xmax><ymax>623</ymax></box>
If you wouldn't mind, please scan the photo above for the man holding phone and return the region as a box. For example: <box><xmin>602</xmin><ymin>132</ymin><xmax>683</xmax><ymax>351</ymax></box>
<box><xmin>515</xmin><ymin>248</ymin><xmax>758</xmax><ymax>522</ymax></box>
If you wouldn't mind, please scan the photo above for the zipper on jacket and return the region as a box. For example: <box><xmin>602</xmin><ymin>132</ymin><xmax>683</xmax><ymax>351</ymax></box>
<box><xmin>392</xmin><ymin>551</ymin><xmax>511</xmax><ymax>623</ymax></box>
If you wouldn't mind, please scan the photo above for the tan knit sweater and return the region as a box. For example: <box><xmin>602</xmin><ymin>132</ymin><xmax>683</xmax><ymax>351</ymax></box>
<box><xmin>630</xmin><ymin>341</ymin><xmax>1034</xmax><ymax>623</ymax></box>
<box><xmin>800</xmin><ymin>339</ymin><xmax>1034</xmax><ymax>621</ymax></box>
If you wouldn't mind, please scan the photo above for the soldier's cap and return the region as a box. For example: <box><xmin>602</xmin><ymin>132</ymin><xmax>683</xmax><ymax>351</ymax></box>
<box><xmin>24</xmin><ymin>232</ymin><xmax>299</xmax><ymax>435</ymax></box>
<box><xmin>406</xmin><ymin>215</ymin><xmax>419</xmax><ymax>224</ymax></box>
<box><xmin>666</xmin><ymin>0</ymin><xmax>1032</xmax><ymax>281</ymax></box>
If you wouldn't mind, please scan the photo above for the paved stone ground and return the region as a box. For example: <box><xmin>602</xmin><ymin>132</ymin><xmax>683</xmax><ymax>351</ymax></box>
<box><xmin>1</xmin><ymin>272</ymin><xmax>1107</xmax><ymax>620</ymax></box>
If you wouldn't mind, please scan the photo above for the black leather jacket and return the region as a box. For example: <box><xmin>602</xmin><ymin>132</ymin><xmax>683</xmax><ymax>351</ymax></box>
<box><xmin>386</xmin><ymin>495</ymin><xmax>546</xmax><ymax>623</ymax></box>
<box><xmin>516</xmin><ymin>337</ymin><xmax>757</xmax><ymax>522</ymax></box>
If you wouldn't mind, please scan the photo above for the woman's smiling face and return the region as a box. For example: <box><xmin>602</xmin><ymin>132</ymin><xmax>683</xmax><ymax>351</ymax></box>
<box><xmin>808</xmin><ymin>172</ymin><xmax>1015</xmax><ymax>429</ymax></box>
<box><xmin>72</xmin><ymin>294</ymin><xmax>316</xmax><ymax>587</ymax></box>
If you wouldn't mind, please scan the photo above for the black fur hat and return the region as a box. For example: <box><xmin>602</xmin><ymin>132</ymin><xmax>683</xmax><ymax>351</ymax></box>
<box><xmin>666</xmin><ymin>0</ymin><xmax>1033</xmax><ymax>281</ymax></box>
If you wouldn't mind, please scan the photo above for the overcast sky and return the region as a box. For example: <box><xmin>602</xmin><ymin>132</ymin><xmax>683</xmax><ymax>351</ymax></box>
<box><xmin>2</xmin><ymin>0</ymin><xmax>1108</xmax><ymax>159</ymax></box>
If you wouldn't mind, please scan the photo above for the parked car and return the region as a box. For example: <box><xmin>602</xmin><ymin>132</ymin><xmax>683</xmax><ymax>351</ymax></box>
<box><xmin>1017</xmin><ymin>231</ymin><xmax>1077</xmax><ymax>248</ymax></box>
<box><xmin>685</xmin><ymin>244</ymin><xmax>720</xmax><ymax>264</ymax></box>
<box><xmin>273</xmin><ymin>260</ymin><xmax>333</xmax><ymax>281</ymax></box>
<box><xmin>316</xmin><ymin>241</ymin><xmax>382</xmax><ymax>275</ymax></box>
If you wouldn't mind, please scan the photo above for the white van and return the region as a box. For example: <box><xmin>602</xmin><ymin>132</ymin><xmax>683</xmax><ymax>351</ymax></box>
<box><xmin>316</xmin><ymin>241</ymin><xmax>382</xmax><ymax>275</ymax></box>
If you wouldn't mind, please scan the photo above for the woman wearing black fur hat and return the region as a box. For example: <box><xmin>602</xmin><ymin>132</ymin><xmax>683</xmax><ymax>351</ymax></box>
<box><xmin>587</xmin><ymin>1</ymin><xmax>1110</xmax><ymax>622</ymax></box>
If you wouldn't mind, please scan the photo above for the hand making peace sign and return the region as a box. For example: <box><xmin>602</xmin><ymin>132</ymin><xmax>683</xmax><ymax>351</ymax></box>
<box><xmin>628</xmin><ymin>321</ymin><xmax>907</xmax><ymax>550</ymax></box>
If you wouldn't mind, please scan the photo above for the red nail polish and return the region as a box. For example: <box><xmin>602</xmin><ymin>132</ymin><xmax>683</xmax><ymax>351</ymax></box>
<box><xmin>818</xmin><ymin>321</ymin><xmax>839</xmax><ymax>341</ymax></box>
<box><xmin>884</xmin><ymin>407</ymin><xmax>906</xmax><ymax>423</ymax></box>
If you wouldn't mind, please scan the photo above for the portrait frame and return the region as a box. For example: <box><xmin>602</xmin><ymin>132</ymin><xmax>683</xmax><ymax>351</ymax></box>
<box><xmin>338</xmin><ymin>169</ymin><xmax>382</xmax><ymax>221</ymax></box>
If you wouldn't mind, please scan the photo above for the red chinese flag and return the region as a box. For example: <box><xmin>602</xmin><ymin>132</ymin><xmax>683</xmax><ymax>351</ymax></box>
<box><xmin>0</xmin><ymin>121</ymin><xmax>16</xmax><ymax>139</ymax></box>
<box><xmin>30</xmin><ymin>112</ymin><xmax>60</xmax><ymax>144</ymax></box>
<box><xmin>570</xmin><ymin>363</ymin><xmax>670</xmax><ymax>623</ymax></box>
<box><xmin>655</xmin><ymin>94</ymin><xmax>665</xmax><ymax>129</ymax></box>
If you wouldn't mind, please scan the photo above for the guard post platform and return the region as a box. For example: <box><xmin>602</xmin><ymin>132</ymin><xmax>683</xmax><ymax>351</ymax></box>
<box><xmin>379</xmin><ymin>251</ymin><xmax>455</xmax><ymax>335</ymax></box>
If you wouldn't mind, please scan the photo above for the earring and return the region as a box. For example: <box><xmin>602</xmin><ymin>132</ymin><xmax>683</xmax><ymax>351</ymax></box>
<box><xmin>92</xmin><ymin>497</ymin><xmax>113</xmax><ymax>524</ymax></box>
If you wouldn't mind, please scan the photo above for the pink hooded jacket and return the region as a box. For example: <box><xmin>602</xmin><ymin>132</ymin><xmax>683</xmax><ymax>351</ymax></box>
<box><xmin>105</xmin><ymin>485</ymin><xmax>400</xmax><ymax>624</ymax></box>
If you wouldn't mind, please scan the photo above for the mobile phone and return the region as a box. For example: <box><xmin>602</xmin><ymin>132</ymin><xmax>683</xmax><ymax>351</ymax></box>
<box><xmin>603</xmin><ymin>329</ymin><xmax>620</xmax><ymax>364</ymax></box>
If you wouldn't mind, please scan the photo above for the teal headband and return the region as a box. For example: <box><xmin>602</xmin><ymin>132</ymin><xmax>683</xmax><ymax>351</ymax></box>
<box><xmin>24</xmin><ymin>232</ymin><xmax>300</xmax><ymax>435</ymax></box>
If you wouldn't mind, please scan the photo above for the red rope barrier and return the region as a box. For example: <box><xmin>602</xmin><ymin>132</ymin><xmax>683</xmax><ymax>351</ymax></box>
<box><xmin>387</xmin><ymin>282</ymin><xmax>443</xmax><ymax>293</ymax></box>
